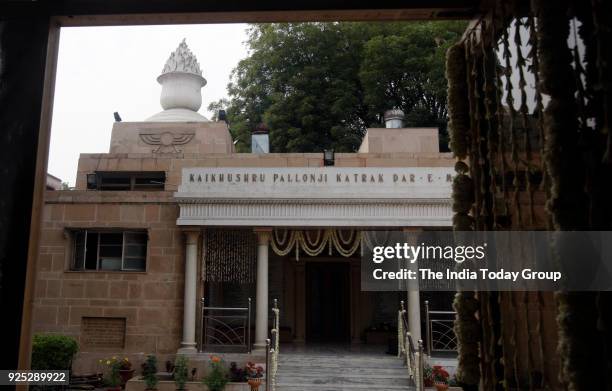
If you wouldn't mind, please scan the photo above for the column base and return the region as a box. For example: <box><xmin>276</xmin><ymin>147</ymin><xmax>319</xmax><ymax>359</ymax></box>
<box><xmin>252</xmin><ymin>342</ymin><xmax>268</xmax><ymax>355</ymax></box>
<box><xmin>177</xmin><ymin>342</ymin><xmax>197</xmax><ymax>355</ymax></box>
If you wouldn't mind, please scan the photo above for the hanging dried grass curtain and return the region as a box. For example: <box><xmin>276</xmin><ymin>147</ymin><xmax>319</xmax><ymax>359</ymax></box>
<box><xmin>270</xmin><ymin>229</ymin><xmax>361</xmax><ymax>260</ymax></box>
<box><xmin>448</xmin><ymin>0</ymin><xmax>612</xmax><ymax>390</ymax></box>
<box><xmin>202</xmin><ymin>230</ymin><xmax>256</xmax><ymax>283</ymax></box>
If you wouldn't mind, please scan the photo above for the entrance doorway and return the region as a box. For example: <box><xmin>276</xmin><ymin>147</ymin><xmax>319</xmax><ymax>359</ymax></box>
<box><xmin>305</xmin><ymin>262</ymin><xmax>350</xmax><ymax>343</ymax></box>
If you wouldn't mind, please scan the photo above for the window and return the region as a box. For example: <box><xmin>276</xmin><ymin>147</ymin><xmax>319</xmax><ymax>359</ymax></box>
<box><xmin>87</xmin><ymin>171</ymin><xmax>165</xmax><ymax>191</ymax></box>
<box><xmin>71</xmin><ymin>230</ymin><xmax>147</xmax><ymax>271</ymax></box>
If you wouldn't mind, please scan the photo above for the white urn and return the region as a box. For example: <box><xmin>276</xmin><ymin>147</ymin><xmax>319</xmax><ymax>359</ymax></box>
<box><xmin>158</xmin><ymin>71</ymin><xmax>206</xmax><ymax>112</ymax></box>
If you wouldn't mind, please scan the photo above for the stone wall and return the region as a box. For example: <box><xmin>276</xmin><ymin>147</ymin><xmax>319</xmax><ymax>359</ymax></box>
<box><xmin>33</xmin><ymin>191</ymin><xmax>184</xmax><ymax>374</ymax></box>
<box><xmin>74</xmin><ymin>152</ymin><xmax>454</xmax><ymax>191</ymax></box>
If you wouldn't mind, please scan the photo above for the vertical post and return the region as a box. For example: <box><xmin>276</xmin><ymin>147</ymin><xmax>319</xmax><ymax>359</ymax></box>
<box><xmin>254</xmin><ymin>228</ymin><xmax>272</xmax><ymax>351</ymax></box>
<box><xmin>417</xmin><ymin>340</ymin><xmax>424</xmax><ymax>391</ymax></box>
<box><xmin>265</xmin><ymin>338</ymin><xmax>271</xmax><ymax>391</ymax></box>
<box><xmin>425</xmin><ymin>300</ymin><xmax>431</xmax><ymax>355</ymax></box>
<box><xmin>199</xmin><ymin>297</ymin><xmax>205</xmax><ymax>352</ymax></box>
<box><xmin>179</xmin><ymin>230</ymin><xmax>200</xmax><ymax>353</ymax></box>
<box><xmin>248</xmin><ymin>297</ymin><xmax>252</xmax><ymax>353</ymax></box>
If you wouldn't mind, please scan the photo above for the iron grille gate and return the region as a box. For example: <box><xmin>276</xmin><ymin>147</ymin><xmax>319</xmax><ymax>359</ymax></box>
<box><xmin>424</xmin><ymin>300</ymin><xmax>458</xmax><ymax>355</ymax></box>
<box><xmin>199</xmin><ymin>297</ymin><xmax>251</xmax><ymax>353</ymax></box>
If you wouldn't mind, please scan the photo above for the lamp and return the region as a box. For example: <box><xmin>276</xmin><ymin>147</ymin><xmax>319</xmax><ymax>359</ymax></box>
<box><xmin>323</xmin><ymin>149</ymin><xmax>335</xmax><ymax>166</ymax></box>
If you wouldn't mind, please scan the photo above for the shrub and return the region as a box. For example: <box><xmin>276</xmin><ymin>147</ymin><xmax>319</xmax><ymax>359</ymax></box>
<box><xmin>141</xmin><ymin>355</ymin><xmax>158</xmax><ymax>390</ymax></box>
<box><xmin>100</xmin><ymin>357</ymin><xmax>122</xmax><ymax>387</ymax></box>
<box><xmin>202</xmin><ymin>356</ymin><xmax>228</xmax><ymax>391</ymax></box>
<box><xmin>31</xmin><ymin>334</ymin><xmax>78</xmax><ymax>370</ymax></box>
<box><xmin>174</xmin><ymin>355</ymin><xmax>189</xmax><ymax>390</ymax></box>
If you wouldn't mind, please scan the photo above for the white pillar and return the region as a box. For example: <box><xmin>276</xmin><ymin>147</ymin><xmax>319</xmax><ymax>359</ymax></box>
<box><xmin>179</xmin><ymin>230</ymin><xmax>199</xmax><ymax>353</ymax></box>
<box><xmin>404</xmin><ymin>228</ymin><xmax>422</xmax><ymax>344</ymax></box>
<box><xmin>407</xmin><ymin>288</ymin><xmax>421</xmax><ymax>344</ymax></box>
<box><xmin>253</xmin><ymin>228</ymin><xmax>271</xmax><ymax>351</ymax></box>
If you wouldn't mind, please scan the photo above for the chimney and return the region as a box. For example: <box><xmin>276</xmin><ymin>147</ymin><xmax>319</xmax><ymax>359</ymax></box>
<box><xmin>251</xmin><ymin>123</ymin><xmax>270</xmax><ymax>153</ymax></box>
<box><xmin>383</xmin><ymin>109</ymin><xmax>405</xmax><ymax>128</ymax></box>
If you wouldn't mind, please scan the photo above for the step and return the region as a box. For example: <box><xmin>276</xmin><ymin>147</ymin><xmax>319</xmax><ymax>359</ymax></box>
<box><xmin>276</xmin><ymin>367</ymin><xmax>408</xmax><ymax>377</ymax></box>
<box><xmin>279</xmin><ymin>355</ymin><xmax>403</xmax><ymax>364</ymax></box>
<box><xmin>278</xmin><ymin>361</ymin><xmax>406</xmax><ymax>370</ymax></box>
<box><xmin>276</xmin><ymin>382</ymin><xmax>415</xmax><ymax>390</ymax></box>
<box><xmin>276</xmin><ymin>373</ymin><xmax>409</xmax><ymax>385</ymax></box>
<box><xmin>277</xmin><ymin>367</ymin><xmax>408</xmax><ymax>377</ymax></box>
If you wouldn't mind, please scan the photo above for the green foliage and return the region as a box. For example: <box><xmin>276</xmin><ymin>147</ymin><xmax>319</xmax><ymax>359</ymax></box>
<box><xmin>31</xmin><ymin>334</ymin><xmax>78</xmax><ymax>371</ymax></box>
<box><xmin>101</xmin><ymin>358</ymin><xmax>122</xmax><ymax>387</ymax></box>
<box><xmin>141</xmin><ymin>355</ymin><xmax>158</xmax><ymax>390</ymax></box>
<box><xmin>202</xmin><ymin>356</ymin><xmax>229</xmax><ymax>391</ymax></box>
<box><xmin>210</xmin><ymin>21</ymin><xmax>467</xmax><ymax>153</ymax></box>
<box><xmin>173</xmin><ymin>355</ymin><xmax>189</xmax><ymax>390</ymax></box>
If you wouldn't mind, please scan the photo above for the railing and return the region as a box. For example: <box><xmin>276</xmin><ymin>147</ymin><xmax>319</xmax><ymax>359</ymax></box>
<box><xmin>266</xmin><ymin>299</ymin><xmax>280</xmax><ymax>391</ymax></box>
<box><xmin>398</xmin><ymin>301</ymin><xmax>425</xmax><ymax>391</ymax></box>
<box><xmin>199</xmin><ymin>297</ymin><xmax>251</xmax><ymax>353</ymax></box>
<box><xmin>424</xmin><ymin>300</ymin><xmax>457</xmax><ymax>355</ymax></box>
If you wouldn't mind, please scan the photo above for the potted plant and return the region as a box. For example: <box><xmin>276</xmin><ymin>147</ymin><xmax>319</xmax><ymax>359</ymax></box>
<box><xmin>202</xmin><ymin>355</ymin><xmax>229</xmax><ymax>391</ymax></box>
<box><xmin>141</xmin><ymin>355</ymin><xmax>158</xmax><ymax>391</ymax></box>
<box><xmin>245</xmin><ymin>362</ymin><xmax>265</xmax><ymax>391</ymax></box>
<box><xmin>100</xmin><ymin>357</ymin><xmax>122</xmax><ymax>391</ymax></box>
<box><xmin>423</xmin><ymin>362</ymin><xmax>434</xmax><ymax>387</ymax></box>
<box><xmin>173</xmin><ymin>355</ymin><xmax>189</xmax><ymax>391</ymax></box>
<box><xmin>229</xmin><ymin>362</ymin><xmax>247</xmax><ymax>382</ymax></box>
<box><xmin>118</xmin><ymin>357</ymin><xmax>135</xmax><ymax>385</ymax></box>
<box><xmin>432</xmin><ymin>365</ymin><xmax>450</xmax><ymax>391</ymax></box>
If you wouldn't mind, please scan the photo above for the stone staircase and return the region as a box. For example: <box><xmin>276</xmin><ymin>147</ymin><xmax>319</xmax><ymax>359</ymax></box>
<box><xmin>275</xmin><ymin>351</ymin><xmax>414</xmax><ymax>391</ymax></box>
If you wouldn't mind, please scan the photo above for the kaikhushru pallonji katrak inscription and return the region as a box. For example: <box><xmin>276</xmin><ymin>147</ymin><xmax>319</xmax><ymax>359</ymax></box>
<box><xmin>188</xmin><ymin>170</ymin><xmax>453</xmax><ymax>185</ymax></box>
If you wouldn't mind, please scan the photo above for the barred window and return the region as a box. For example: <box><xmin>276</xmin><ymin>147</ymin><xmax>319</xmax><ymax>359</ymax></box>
<box><xmin>86</xmin><ymin>171</ymin><xmax>165</xmax><ymax>191</ymax></box>
<box><xmin>72</xmin><ymin>230</ymin><xmax>147</xmax><ymax>271</ymax></box>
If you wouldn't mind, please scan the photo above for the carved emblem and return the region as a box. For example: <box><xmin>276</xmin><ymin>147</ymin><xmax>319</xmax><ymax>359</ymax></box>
<box><xmin>139</xmin><ymin>132</ymin><xmax>195</xmax><ymax>153</ymax></box>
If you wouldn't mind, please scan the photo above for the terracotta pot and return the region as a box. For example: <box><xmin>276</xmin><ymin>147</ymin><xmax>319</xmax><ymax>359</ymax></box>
<box><xmin>119</xmin><ymin>369</ymin><xmax>135</xmax><ymax>386</ymax></box>
<box><xmin>247</xmin><ymin>378</ymin><xmax>263</xmax><ymax>391</ymax></box>
<box><xmin>434</xmin><ymin>383</ymin><xmax>449</xmax><ymax>391</ymax></box>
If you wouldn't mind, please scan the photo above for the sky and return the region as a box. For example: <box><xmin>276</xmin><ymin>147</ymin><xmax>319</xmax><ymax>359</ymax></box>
<box><xmin>48</xmin><ymin>24</ymin><xmax>250</xmax><ymax>186</ymax></box>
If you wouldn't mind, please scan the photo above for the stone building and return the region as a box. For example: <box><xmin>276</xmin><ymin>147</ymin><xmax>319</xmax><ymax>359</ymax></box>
<box><xmin>32</xmin><ymin>40</ymin><xmax>454</xmax><ymax>373</ymax></box>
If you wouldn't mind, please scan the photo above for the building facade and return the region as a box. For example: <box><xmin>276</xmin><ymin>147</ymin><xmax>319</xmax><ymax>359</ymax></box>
<box><xmin>32</xmin><ymin>41</ymin><xmax>455</xmax><ymax>373</ymax></box>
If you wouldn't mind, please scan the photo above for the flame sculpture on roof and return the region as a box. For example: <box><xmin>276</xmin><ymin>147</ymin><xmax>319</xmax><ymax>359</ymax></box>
<box><xmin>161</xmin><ymin>38</ymin><xmax>203</xmax><ymax>76</ymax></box>
<box><xmin>146</xmin><ymin>39</ymin><xmax>209</xmax><ymax>122</ymax></box>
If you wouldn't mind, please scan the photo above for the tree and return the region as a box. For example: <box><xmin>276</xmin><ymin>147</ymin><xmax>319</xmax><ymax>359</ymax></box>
<box><xmin>210</xmin><ymin>21</ymin><xmax>466</xmax><ymax>153</ymax></box>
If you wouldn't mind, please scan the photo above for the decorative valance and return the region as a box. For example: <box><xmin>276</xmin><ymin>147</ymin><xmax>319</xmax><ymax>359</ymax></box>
<box><xmin>270</xmin><ymin>229</ymin><xmax>361</xmax><ymax>260</ymax></box>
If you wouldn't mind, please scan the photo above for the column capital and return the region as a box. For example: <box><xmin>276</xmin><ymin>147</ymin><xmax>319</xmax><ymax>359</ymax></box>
<box><xmin>402</xmin><ymin>227</ymin><xmax>423</xmax><ymax>233</ymax></box>
<box><xmin>183</xmin><ymin>229</ymin><xmax>200</xmax><ymax>245</ymax></box>
<box><xmin>254</xmin><ymin>227</ymin><xmax>272</xmax><ymax>245</ymax></box>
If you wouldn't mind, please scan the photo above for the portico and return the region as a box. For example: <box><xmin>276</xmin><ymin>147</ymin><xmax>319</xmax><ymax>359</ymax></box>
<box><xmin>174</xmin><ymin>166</ymin><xmax>453</xmax><ymax>354</ymax></box>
